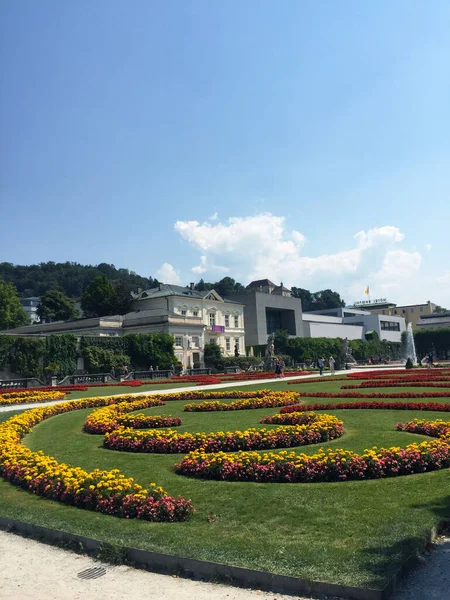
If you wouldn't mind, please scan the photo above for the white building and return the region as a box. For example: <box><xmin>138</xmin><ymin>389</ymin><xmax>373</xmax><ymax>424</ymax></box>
<box><xmin>303</xmin><ymin>307</ymin><xmax>406</xmax><ymax>343</ymax></box>
<box><xmin>132</xmin><ymin>283</ymin><xmax>245</xmax><ymax>368</ymax></box>
<box><xmin>20</xmin><ymin>297</ymin><xmax>40</xmax><ymax>323</ymax></box>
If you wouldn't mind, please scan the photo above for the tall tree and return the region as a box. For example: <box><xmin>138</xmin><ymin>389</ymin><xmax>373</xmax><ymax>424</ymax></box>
<box><xmin>291</xmin><ymin>287</ymin><xmax>314</xmax><ymax>311</ymax></box>
<box><xmin>81</xmin><ymin>275</ymin><xmax>118</xmax><ymax>317</ymax></box>
<box><xmin>37</xmin><ymin>290</ymin><xmax>80</xmax><ymax>322</ymax></box>
<box><xmin>311</xmin><ymin>289</ymin><xmax>345</xmax><ymax>310</ymax></box>
<box><xmin>114</xmin><ymin>280</ymin><xmax>133</xmax><ymax>315</ymax></box>
<box><xmin>433</xmin><ymin>305</ymin><xmax>449</xmax><ymax>314</ymax></box>
<box><xmin>0</xmin><ymin>278</ymin><xmax>30</xmax><ymax>329</ymax></box>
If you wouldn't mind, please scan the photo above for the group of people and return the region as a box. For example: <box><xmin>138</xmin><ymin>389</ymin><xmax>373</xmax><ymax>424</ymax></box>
<box><xmin>317</xmin><ymin>357</ymin><xmax>335</xmax><ymax>376</ymax></box>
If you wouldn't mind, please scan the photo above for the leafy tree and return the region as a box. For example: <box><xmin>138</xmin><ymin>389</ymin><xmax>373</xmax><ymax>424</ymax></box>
<box><xmin>37</xmin><ymin>290</ymin><xmax>80</xmax><ymax>322</ymax></box>
<box><xmin>195</xmin><ymin>277</ymin><xmax>245</xmax><ymax>297</ymax></box>
<box><xmin>290</xmin><ymin>287</ymin><xmax>345</xmax><ymax>311</ymax></box>
<box><xmin>204</xmin><ymin>341</ymin><xmax>222</xmax><ymax>368</ymax></box>
<box><xmin>0</xmin><ymin>278</ymin><xmax>30</xmax><ymax>329</ymax></box>
<box><xmin>311</xmin><ymin>289</ymin><xmax>345</xmax><ymax>310</ymax></box>
<box><xmin>81</xmin><ymin>275</ymin><xmax>118</xmax><ymax>317</ymax></box>
<box><xmin>433</xmin><ymin>305</ymin><xmax>449</xmax><ymax>314</ymax></box>
<box><xmin>291</xmin><ymin>287</ymin><xmax>314</xmax><ymax>311</ymax></box>
<box><xmin>0</xmin><ymin>261</ymin><xmax>154</xmax><ymax>299</ymax></box>
<box><xmin>114</xmin><ymin>280</ymin><xmax>133</xmax><ymax>315</ymax></box>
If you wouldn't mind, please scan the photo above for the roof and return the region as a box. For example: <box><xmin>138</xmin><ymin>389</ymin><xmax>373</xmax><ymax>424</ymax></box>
<box><xmin>247</xmin><ymin>279</ymin><xmax>276</xmax><ymax>288</ymax></box>
<box><xmin>273</xmin><ymin>283</ymin><xmax>291</xmax><ymax>292</ymax></box>
<box><xmin>134</xmin><ymin>283</ymin><xmax>243</xmax><ymax>305</ymax></box>
<box><xmin>418</xmin><ymin>312</ymin><xmax>450</xmax><ymax>321</ymax></box>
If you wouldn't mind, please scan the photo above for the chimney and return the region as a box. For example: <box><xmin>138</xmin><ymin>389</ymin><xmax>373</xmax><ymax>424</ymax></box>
<box><xmin>190</xmin><ymin>282</ymin><xmax>195</xmax><ymax>290</ymax></box>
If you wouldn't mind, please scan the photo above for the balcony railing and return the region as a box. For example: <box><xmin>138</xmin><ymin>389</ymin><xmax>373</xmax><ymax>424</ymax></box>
<box><xmin>209</xmin><ymin>325</ymin><xmax>225</xmax><ymax>333</ymax></box>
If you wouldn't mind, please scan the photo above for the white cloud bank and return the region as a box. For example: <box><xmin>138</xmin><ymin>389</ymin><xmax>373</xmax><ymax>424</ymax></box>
<box><xmin>164</xmin><ymin>213</ymin><xmax>446</xmax><ymax>307</ymax></box>
<box><xmin>156</xmin><ymin>262</ymin><xmax>181</xmax><ymax>285</ymax></box>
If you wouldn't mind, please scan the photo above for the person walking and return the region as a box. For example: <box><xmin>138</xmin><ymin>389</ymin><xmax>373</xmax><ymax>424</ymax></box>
<box><xmin>317</xmin><ymin>357</ymin><xmax>325</xmax><ymax>376</ymax></box>
<box><xmin>329</xmin><ymin>356</ymin><xmax>335</xmax><ymax>375</ymax></box>
<box><xmin>275</xmin><ymin>359</ymin><xmax>281</xmax><ymax>378</ymax></box>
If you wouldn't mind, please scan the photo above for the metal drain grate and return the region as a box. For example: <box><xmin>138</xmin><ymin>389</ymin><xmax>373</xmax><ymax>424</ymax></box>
<box><xmin>77</xmin><ymin>566</ymin><xmax>107</xmax><ymax>580</ymax></box>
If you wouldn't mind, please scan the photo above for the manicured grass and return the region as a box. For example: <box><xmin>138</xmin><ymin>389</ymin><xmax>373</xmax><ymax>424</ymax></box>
<box><xmin>0</xmin><ymin>376</ymin><xmax>449</xmax><ymax>590</ymax></box>
<box><xmin>65</xmin><ymin>381</ymin><xmax>197</xmax><ymax>400</ymax></box>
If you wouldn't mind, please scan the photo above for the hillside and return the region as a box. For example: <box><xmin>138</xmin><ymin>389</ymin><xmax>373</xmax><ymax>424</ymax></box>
<box><xmin>0</xmin><ymin>262</ymin><xmax>156</xmax><ymax>299</ymax></box>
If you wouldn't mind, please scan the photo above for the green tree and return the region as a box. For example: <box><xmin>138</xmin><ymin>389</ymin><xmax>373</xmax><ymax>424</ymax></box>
<box><xmin>433</xmin><ymin>305</ymin><xmax>449</xmax><ymax>314</ymax></box>
<box><xmin>81</xmin><ymin>275</ymin><xmax>118</xmax><ymax>317</ymax></box>
<box><xmin>204</xmin><ymin>341</ymin><xmax>223</xmax><ymax>368</ymax></box>
<box><xmin>291</xmin><ymin>287</ymin><xmax>314</xmax><ymax>311</ymax></box>
<box><xmin>114</xmin><ymin>280</ymin><xmax>133</xmax><ymax>315</ymax></box>
<box><xmin>37</xmin><ymin>290</ymin><xmax>80</xmax><ymax>322</ymax></box>
<box><xmin>311</xmin><ymin>289</ymin><xmax>345</xmax><ymax>310</ymax></box>
<box><xmin>82</xmin><ymin>346</ymin><xmax>131</xmax><ymax>373</ymax></box>
<box><xmin>0</xmin><ymin>278</ymin><xmax>30</xmax><ymax>329</ymax></box>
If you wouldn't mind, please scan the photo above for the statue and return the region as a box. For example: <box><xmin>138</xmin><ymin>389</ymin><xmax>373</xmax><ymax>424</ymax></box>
<box><xmin>264</xmin><ymin>334</ymin><xmax>276</xmax><ymax>371</ymax></box>
<box><xmin>337</xmin><ymin>337</ymin><xmax>356</xmax><ymax>370</ymax></box>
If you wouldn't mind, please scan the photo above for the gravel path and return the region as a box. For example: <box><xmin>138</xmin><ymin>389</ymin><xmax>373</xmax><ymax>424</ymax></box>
<box><xmin>1</xmin><ymin>530</ymin><xmax>449</xmax><ymax>600</ymax></box>
<box><xmin>0</xmin><ymin>531</ymin><xmax>316</xmax><ymax>600</ymax></box>
<box><xmin>0</xmin><ymin>367</ymin><xmax>385</xmax><ymax>413</ymax></box>
<box><xmin>393</xmin><ymin>536</ymin><xmax>450</xmax><ymax>600</ymax></box>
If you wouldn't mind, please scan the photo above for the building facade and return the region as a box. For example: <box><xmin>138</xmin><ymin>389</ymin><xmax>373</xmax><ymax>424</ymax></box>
<box><xmin>20</xmin><ymin>297</ymin><xmax>40</xmax><ymax>323</ymax></box>
<box><xmin>416</xmin><ymin>312</ymin><xmax>450</xmax><ymax>330</ymax></box>
<box><xmin>351</xmin><ymin>300</ymin><xmax>436</xmax><ymax>328</ymax></box>
<box><xmin>304</xmin><ymin>307</ymin><xmax>406</xmax><ymax>343</ymax></box>
<box><xmin>231</xmin><ymin>280</ymin><xmax>303</xmax><ymax>347</ymax></box>
<box><xmin>132</xmin><ymin>284</ymin><xmax>245</xmax><ymax>367</ymax></box>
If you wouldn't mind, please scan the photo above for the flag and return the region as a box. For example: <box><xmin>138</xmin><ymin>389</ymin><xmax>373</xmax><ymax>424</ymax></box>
<box><xmin>365</xmin><ymin>286</ymin><xmax>369</xmax><ymax>295</ymax></box>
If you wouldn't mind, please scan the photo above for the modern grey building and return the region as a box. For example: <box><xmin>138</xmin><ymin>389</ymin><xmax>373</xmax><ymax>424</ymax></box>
<box><xmin>416</xmin><ymin>312</ymin><xmax>450</xmax><ymax>329</ymax></box>
<box><xmin>231</xmin><ymin>280</ymin><xmax>303</xmax><ymax>346</ymax></box>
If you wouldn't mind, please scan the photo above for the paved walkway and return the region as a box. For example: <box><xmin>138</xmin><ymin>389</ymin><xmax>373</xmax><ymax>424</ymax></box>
<box><xmin>1</xmin><ymin>530</ymin><xmax>449</xmax><ymax>600</ymax></box>
<box><xmin>0</xmin><ymin>369</ymin><xmax>354</xmax><ymax>413</ymax></box>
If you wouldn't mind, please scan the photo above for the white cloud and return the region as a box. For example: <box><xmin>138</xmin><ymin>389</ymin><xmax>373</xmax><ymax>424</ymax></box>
<box><xmin>375</xmin><ymin>250</ymin><xmax>422</xmax><ymax>281</ymax></box>
<box><xmin>171</xmin><ymin>213</ymin><xmax>450</xmax><ymax>306</ymax></box>
<box><xmin>354</xmin><ymin>226</ymin><xmax>404</xmax><ymax>250</ymax></box>
<box><xmin>425</xmin><ymin>243</ymin><xmax>432</xmax><ymax>251</ymax></box>
<box><xmin>209</xmin><ymin>212</ymin><xmax>219</xmax><ymax>221</ymax></box>
<box><xmin>156</xmin><ymin>262</ymin><xmax>181</xmax><ymax>285</ymax></box>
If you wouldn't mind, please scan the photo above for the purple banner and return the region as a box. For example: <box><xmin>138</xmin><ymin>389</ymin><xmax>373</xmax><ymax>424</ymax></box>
<box><xmin>211</xmin><ymin>325</ymin><xmax>225</xmax><ymax>332</ymax></box>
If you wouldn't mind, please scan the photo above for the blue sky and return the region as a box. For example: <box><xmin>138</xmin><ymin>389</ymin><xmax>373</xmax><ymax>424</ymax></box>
<box><xmin>1</xmin><ymin>1</ymin><xmax>449</xmax><ymax>307</ymax></box>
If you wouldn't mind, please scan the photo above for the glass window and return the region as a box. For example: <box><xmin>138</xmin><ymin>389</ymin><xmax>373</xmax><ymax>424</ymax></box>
<box><xmin>193</xmin><ymin>311</ymin><xmax>198</xmax><ymax>317</ymax></box>
<box><xmin>181</xmin><ymin>310</ymin><xmax>187</xmax><ymax>316</ymax></box>
<box><xmin>175</xmin><ymin>336</ymin><xmax>183</xmax><ymax>346</ymax></box>
<box><xmin>410</xmin><ymin>307</ymin><xmax>414</xmax><ymax>313</ymax></box>
<box><xmin>234</xmin><ymin>315</ymin><xmax>239</xmax><ymax>328</ymax></box>
<box><xmin>209</xmin><ymin>313</ymin><xmax>215</xmax><ymax>327</ymax></box>
<box><xmin>420</xmin><ymin>307</ymin><xmax>424</xmax><ymax>312</ymax></box>
<box><xmin>225</xmin><ymin>314</ymin><xmax>230</xmax><ymax>327</ymax></box>
<box><xmin>380</xmin><ymin>321</ymin><xmax>400</xmax><ymax>332</ymax></box>
<box><xmin>225</xmin><ymin>338</ymin><xmax>230</xmax><ymax>351</ymax></box>
<box><xmin>192</xmin><ymin>336</ymin><xmax>199</xmax><ymax>347</ymax></box>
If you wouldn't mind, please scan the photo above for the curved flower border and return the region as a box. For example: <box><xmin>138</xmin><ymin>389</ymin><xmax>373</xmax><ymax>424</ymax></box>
<box><xmin>0</xmin><ymin>395</ymin><xmax>194</xmax><ymax>521</ymax></box>
<box><xmin>103</xmin><ymin>413</ymin><xmax>344</xmax><ymax>454</ymax></box>
<box><xmin>175</xmin><ymin>416</ymin><xmax>450</xmax><ymax>483</ymax></box>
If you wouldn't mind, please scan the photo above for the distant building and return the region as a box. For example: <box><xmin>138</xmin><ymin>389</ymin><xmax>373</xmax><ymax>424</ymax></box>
<box><xmin>305</xmin><ymin>307</ymin><xmax>406</xmax><ymax>343</ymax></box>
<box><xmin>20</xmin><ymin>297</ymin><xmax>40</xmax><ymax>323</ymax></box>
<box><xmin>1</xmin><ymin>283</ymin><xmax>246</xmax><ymax>370</ymax></box>
<box><xmin>416</xmin><ymin>312</ymin><xmax>450</xmax><ymax>330</ymax></box>
<box><xmin>351</xmin><ymin>300</ymin><xmax>437</xmax><ymax>328</ymax></box>
<box><xmin>231</xmin><ymin>281</ymin><xmax>303</xmax><ymax>346</ymax></box>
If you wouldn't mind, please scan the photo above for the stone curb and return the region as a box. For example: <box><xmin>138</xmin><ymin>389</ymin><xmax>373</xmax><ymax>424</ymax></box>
<box><xmin>4</xmin><ymin>516</ymin><xmax>444</xmax><ymax>600</ymax></box>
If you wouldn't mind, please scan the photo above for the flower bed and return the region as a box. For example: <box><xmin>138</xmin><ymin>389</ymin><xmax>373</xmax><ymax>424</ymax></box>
<box><xmin>218</xmin><ymin>371</ymin><xmax>313</xmax><ymax>382</ymax></box>
<box><xmin>0</xmin><ymin>390</ymin><xmax>67</xmax><ymax>406</ymax></box>
<box><xmin>175</xmin><ymin>418</ymin><xmax>450</xmax><ymax>483</ymax></box>
<box><xmin>103</xmin><ymin>413</ymin><xmax>344</xmax><ymax>454</ymax></box>
<box><xmin>299</xmin><ymin>391</ymin><xmax>450</xmax><ymax>399</ymax></box>
<box><xmin>84</xmin><ymin>397</ymin><xmax>168</xmax><ymax>434</ymax></box>
<box><xmin>0</xmin><ymin>396</ymin><xmax>194</xmax><ymax>521</ymax></box>
<box><xmin>183</xmin><ymin>391</ymin><xmax>300</xmax><ymax>412</ymax></box>
<box><xmin>278</xmin><ymin>401</ymin><xmax>450</xmax><ymax>414</ymax></box>
<box><xmin>342</xmin><ymin>381</ymin><xmax>450</xmax><ymax>389</ymax></box>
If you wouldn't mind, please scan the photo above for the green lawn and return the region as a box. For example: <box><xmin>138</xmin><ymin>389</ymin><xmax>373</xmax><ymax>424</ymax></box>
<box><xmin>0</xmin><ymin>377</ymin><xmax>449</xmax><ymax>590</ymax></box>
<box><xmin>65</xmin><ymin>381</ymin><xmax>197</xmax><ymax>400</ymax></box>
